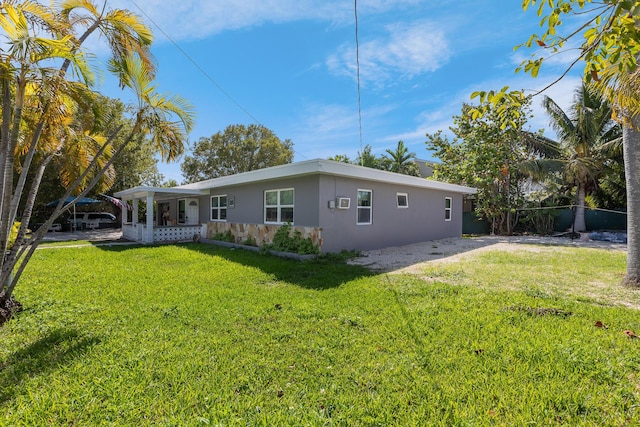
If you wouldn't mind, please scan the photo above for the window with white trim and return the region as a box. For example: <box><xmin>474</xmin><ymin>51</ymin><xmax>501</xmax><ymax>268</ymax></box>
<box><xmin>211</xmin><ymin>195</ymin><xmax>227</xmax><ymax>221</ymax></box>
<box><xmin>265</xmin><ymin>188</ymin><xmax>294</xmax><ymax>224</ymax></box>
<box><xmin>357</xmin><ymin>189</ymin><xmax>372</xmax><ymax>225</ymax></box>
<box><xmin>397</xmin><ymin>192</ymin><xmax>408</xmax><ymax>208</ymax></box>
<box><xmin>445</xmin><ymin>197</ymin><xmax>452</xmax><ymax>221</ymax></box>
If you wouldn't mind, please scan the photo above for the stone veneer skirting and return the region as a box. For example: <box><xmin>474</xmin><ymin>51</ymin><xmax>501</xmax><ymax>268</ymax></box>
<box><xmin>206</xmin><ymin>222</ymin><xmax>323</xmax><ymax>249</ymax></box>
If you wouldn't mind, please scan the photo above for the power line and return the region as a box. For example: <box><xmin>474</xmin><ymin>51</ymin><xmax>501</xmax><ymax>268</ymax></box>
<box><xmin>128</xmin><ymin>1</ymin><xmax>310</xmax><ymax>161</ymax></box>
<box><xmin>354</xmin><ymin>0</ymin><xmax>363</xmax><ymax>165</ymax></box>
<box><xmin>130</xmin><ymin>1</ymin><xmax>262</xmax><ymax>125</ymax></box>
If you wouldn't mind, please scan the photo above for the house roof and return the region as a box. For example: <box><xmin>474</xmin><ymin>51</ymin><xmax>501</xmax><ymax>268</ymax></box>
<box><xmin>178</xmin><ymin>159</ymin><xmax>476</xmax><ymax>194</ymax></box>
<box><xmin>116</xmin><ymin>159</ymin><xmax>476</xmax><ymax>199</ymax></box>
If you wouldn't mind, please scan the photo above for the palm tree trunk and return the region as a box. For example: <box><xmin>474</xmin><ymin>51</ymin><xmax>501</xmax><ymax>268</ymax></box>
<box><xmin>622</xmin><ymin>115</ymin><xmax>640</xmax><ymax>287</ymax></box>
<box><xmin>573</xmin><ymin>184</ymin><xmax>587</xmax><ymax>232</ymax></box>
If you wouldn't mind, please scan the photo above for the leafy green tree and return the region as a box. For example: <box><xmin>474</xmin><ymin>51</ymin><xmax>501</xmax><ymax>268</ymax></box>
<box><xmin>354</xmin><ymin>144</ymin><xmax>383</xmax><ymax>169</ymax></box>
<box><xmin>181</xmin><ymin>124</ymin><xmax>294</xmax><ymax>183</ymax></box>
<box><xmin>329</xmin><ymin>143</ymin><xmax>421</xmax><ymax>176</ymax></box>
<box><xmin>523</xmin><ymin>85</ymin><xmax>622</xmax><ymax>231</ymax></box>
<box><xmin>0</xmin><ymin>2</ymin><xmax>194</xmax><ymax>319</ymax></box>
<box><xmin>471</xmin><ymin>0</ymin><xmax>640</xmax><ymax>286</ymax></box>
<box><xmin>426</xmin><ymin>99</ymin><xmax>535</xmax><ymax>235</ymax></box>
<box><xmin>327</xmin><ymin>154</ymin><xmax>351</xmax><ymax>163</ymax></box>
<box><xmin>383</xmin><ymin>140</ymin><xmax>420</xmax><ymax>176</ymax></box>
<box><xmin>107</xmin><ymin>98</ymin><xmax>165</xmax><ymax>192</ymax></box>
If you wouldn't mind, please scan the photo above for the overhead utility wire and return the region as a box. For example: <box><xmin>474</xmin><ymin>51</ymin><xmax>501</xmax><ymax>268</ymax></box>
<box><xmin>130</xmin><ymin>1</ymin><xmax>261</xmax><ymax>125</ymax></box>
<box><xmin>354</xmin><ymin>0</ymin><xmax>363</xmax><ymax>165</ymax></box>
<box><xmin>130</xmin><ymin>1</ymin><xmax>310</xmax><ymax>160</ymax></box>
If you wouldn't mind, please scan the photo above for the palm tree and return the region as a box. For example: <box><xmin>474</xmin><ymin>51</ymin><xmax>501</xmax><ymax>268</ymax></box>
<box><xmin>524</xmin><ymin>84</ymin><xmax>621</xmax><ymax>232</ymax></box>
<box><xmin>0</xmin><ymin>2</ymin><xmax>194</xmax><ymax>314</ymax></box>
<box><xmin>383</xmin><ymin>140</ymin><xmax>420</xmax><ymax>176</ymax></box>
<box><xmin>595</xmin><ymin>53</ymin><xmax>640</xmax><ymax>287</ymax></box>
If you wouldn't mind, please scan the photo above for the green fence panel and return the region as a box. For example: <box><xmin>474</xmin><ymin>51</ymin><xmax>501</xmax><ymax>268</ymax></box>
<box><xmin>463</xmin><ymin>212</ymin><xmax>490</xmax><ymax>235</ymax></box>
<box><xmin>553</xmin><ymin>209</ymin><xmax>574</xmax><ymax>232</ymax></box>
<box><xmin>553</xmin><ymin>208</ymin><xmax>626</xmax><ymax>232</ymax></box>
<box><xmin>464</xmin><ymin>208</ymin><xmax>626</xmax><ymax>235</ymax></box>
<box><xmin>585</xmin><ymin>209</ymin><xmax>626</xmax><ymax>230</ymax></box>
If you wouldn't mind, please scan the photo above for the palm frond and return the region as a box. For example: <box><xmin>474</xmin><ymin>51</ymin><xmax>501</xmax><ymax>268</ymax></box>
<box><xmin>521</xmin><ymin>131</ymin><xmax>562</xmax><ymax>158</ymax></box>
<box><xmin>519</xmin><ymin>158</ymin><xmax>565</xmax><ymax>179</ymax></box>
<box><xmin>542</xmin><ymin>95</ymin><xmax>576</xmax><ymax>142</ymax></box>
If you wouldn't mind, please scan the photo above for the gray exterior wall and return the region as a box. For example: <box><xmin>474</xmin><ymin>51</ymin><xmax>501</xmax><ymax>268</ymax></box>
<box><xmin>205</xmin><ymin>175</ymin><xmax>321</xmax><ymax>226</ymax></box>
<box><xmin>196</xmin><ymin>173</ymin><xmax>465</xmax><ymax>253</ymax></box>
<box><xmin>317</xmin><ymin>175</ymin><xmax>464</xmax><ymax>252</ymax></box>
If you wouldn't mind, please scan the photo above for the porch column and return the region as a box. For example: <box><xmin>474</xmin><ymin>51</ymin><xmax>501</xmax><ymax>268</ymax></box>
<box><xmin>121</xmin><ymin>199</ymin><xmax>128</xmax><ymax>227</ymax></box>
<box><xmin>145</xmin><ymin>192</ymin><xmax>155</xmax><ymax>243</ymax></box>
<box><xmin>132</xmin><ymin>199</ymin><xmax>139</xmax><ymax>225</ymax></box>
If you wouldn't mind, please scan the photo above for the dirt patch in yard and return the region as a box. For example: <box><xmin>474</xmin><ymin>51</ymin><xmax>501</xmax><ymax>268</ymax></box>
<box><xmin>347</xmin><ymin>235</ymin><xmax>626</xmax><ymax>273</ymax></box>
<box><xmin>347</xmin><ymin>235</ymin><xmax>639</xmax><ymax>310</ymax></box>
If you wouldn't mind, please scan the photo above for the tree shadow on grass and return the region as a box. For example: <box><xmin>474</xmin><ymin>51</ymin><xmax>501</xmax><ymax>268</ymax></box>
<box><xmin>93</xmin><ymin>241</ymin><xmax>373</xmax><ymax>289</ymax></box>
<box><xmin>0</xmin><ymin>328</ymin><xmax>100</xmax><ymax>404</ymax></box>
<box><xmin>183</xmin><ymin>243</ymin><xmax>374</xmax><ymax>290</ymax></box>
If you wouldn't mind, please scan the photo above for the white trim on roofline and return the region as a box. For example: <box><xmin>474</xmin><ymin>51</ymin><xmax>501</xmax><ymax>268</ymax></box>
<box><xmin>114</xmin><ymin>186</ymin><xmax>208</xmax><ymax>200</ymax></box>
<box><xmin>177</xmin><ymin>159</ymin><xmax>477</xmax><ymax>194</ymax></box>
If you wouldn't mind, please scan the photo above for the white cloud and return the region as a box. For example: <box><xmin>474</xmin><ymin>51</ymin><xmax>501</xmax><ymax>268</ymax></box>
<box><xmin>326</xmin><ymin>20</ymin><xmax>451</xmax><ymax>87</ymax></box>
<box><xmin>107</xmin><ymin>0</ymin><xmax>422</xmax><ymax>40</ymax></box>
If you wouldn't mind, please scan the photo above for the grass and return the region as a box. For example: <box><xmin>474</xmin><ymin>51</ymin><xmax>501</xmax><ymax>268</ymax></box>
<box><xmin>1</xmin><ymin>242</ymin><xmax>639</xmax><ymax>425</ymax></box>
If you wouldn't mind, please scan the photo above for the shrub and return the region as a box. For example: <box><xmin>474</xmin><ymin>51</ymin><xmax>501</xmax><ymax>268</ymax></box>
<box><xmin>211</xmin><ymin>229</ymin><xmax>235</xmax><ymax>243</ymax></box>
<box><xmin>241</xmin><ymin>236</ymin><xmax>257</xmax><ymax>247</ymax></box>
<box><xmin>262</xmin><ymin>223</ymin><xmax>319</xmax><ymax>255</ymax></box>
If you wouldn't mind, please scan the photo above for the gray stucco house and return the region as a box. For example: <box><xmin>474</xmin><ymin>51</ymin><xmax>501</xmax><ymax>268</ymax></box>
<box><xmin>114</xmin><ymin>159</ymin><xmax>476</xmax><ymax>252</ymax></box>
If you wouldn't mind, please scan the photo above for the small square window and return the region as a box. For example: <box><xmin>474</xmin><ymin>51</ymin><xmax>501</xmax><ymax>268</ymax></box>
<box><xmin>397</xmin><ymin>193</ymin><xmax>408</xmax><ymax>208</ymax></box>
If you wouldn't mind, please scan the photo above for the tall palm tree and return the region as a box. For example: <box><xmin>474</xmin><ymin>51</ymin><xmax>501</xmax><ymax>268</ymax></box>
<box><xmin>524</xmin><ymin>84</ymin><xmax>621</xmax><ymax>232</ymax></box>
<box><xmin>384</xmin><ymin>140</ymin><xmax>420</xmax><ymax>176</ymax></box>
<box><xmin>595</xmin><ymin>52</ymin><xmax>640</xmax><ymax>287</ymax></box>
<box><xmin>0</xmin><ymin>1</ymin><xmax>194</xmax><ymax>311</ymax></box>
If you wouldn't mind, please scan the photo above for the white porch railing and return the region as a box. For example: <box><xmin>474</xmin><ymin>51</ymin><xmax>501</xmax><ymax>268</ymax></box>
<box><xmin>122</xmin><ymin>223</ymin><xmax>137</xmax><ymax>241</ymax></box>
<box><xmin>121</xmin><ymin>223</ymin><xmax>202</xmax><ymax>243</ymax></box>
<box><xmin>154</xmin><ymin>225</ymin><xmax>201</xmax><ymax>242</ymax></box>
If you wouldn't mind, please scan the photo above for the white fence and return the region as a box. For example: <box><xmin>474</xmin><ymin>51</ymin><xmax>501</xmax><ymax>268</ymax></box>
<box><xmin>122</xmin><ymin>224</ymin><xmax>202</xmax><ymax>243</ymax></box>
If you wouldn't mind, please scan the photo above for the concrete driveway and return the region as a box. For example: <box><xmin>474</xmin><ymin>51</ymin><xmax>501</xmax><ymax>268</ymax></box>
<box><xmin>43</xmin><ymin>228</ymin><xmax>124</xmax><ymax>243</ymax></box>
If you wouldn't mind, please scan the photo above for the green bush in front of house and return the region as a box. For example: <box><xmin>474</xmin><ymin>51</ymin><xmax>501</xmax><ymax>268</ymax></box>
<box><xmin>262</xmin><ymin>223</ymin><xmax>319</xmax><ymax>255</ymax></box>
<box><xmin>211</xmin><ymin>229</ymin><xmax>235</xmax><ymax>243</ymax></box>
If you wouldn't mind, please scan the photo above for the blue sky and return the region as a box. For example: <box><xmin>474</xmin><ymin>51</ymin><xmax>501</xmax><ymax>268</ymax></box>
<box><xmin>101</xmin><ymin>0</ymin><xmax>584</xmax><ymax>183</ymax></box>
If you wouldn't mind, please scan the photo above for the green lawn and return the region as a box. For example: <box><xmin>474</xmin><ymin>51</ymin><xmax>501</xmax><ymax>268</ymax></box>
<box><xmin>1</xmin><ymin>243</ymin><xmax>639</xmax><ymax>425</ymax></box>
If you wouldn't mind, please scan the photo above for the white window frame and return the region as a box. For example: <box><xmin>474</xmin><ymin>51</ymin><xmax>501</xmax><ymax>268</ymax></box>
<box><xmin>357</xmin><ymin>189</ymin><xmax>372</xmax><ymax>225</ymax></box>
<box><xmin>445</xmin><ymin>197</ymin><xmax>452</xmax><ymax>221</ymax></box>
<box><xmin>264</xmin><ymin>188</ymin><xmax>294</xmax><ymax>224</ymax></box>
<box><xmin>210</xmin><ymin>194</ymin><xmax>227</xmax><ymax>222</ymax></box>
<box><xmin>397</xmin><ymin>192</ymin><xmax>408</xmax><ymax>209</ymax></box>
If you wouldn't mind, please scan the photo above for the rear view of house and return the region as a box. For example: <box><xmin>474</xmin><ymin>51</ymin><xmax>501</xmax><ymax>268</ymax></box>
<box><xmin>115</xmin><ymin>159</ymin><xmax>476</xmax><ymax>252</ymax></box>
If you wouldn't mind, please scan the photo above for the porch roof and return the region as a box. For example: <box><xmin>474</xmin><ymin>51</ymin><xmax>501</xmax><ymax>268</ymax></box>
<box><xmin>114</xmin><ymin>186</ymin><xmax>208</xmax><ymax>201</ymax></box>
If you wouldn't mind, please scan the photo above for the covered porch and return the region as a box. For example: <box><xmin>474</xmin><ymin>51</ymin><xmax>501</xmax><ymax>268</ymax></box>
<box><xmin>114</xmin><ymin>186</ymin><xmax>208</xmax><ymax>244</ymax></box>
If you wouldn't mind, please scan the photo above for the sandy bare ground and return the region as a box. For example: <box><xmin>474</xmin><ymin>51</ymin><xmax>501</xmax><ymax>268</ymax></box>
<box><xmin>347</xmin><ymin>235</ymin><xmax>627</xmax><ymax>273</ymax></box>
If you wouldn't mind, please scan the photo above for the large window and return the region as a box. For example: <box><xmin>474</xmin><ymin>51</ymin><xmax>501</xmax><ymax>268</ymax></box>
<box><xmin>357</xmin><ymin>189</ymin><xmax>372</xmax><ymax>225</ymax></box>
<box><xmin>211</xmin><ymin>195</ymin><xmax>227</xmax><ymax>221</ymax></box>
<box><xmin>445</xmin><ymin>197</ymin><xmax>452</xmax><ymax>221</ymax></box>
<box><xmin>265</xmin><ymin>188</ymin><xmax>294</xmax><ymax>224</ymax></box>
